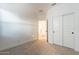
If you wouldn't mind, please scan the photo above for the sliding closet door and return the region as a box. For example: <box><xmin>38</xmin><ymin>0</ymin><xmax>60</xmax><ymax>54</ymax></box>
<box><xmin>53</xmin><ymin>16</ymin><xmax>62</xmax><ymax>45</ymax></box>
<box><xmin>63</xmin><ymin>13</ymin><xmax>75</xmax><ymax>49</ymax></box>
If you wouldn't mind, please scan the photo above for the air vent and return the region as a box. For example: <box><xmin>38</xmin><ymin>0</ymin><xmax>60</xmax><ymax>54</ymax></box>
<box><xmin>51</xmin><ymin>3</ymin><xmax>56</xmax><ymax>6</ymax></box>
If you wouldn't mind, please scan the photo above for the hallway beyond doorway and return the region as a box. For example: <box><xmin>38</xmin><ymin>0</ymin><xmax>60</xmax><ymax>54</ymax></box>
<box><xmin>38</xmin><ymin>20</ymin><xmax>47</xmax><ymax>41</ymax></box>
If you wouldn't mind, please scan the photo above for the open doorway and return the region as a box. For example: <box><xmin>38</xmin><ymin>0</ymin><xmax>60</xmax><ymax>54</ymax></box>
<box><xmin>38</xmin><ymin>20</ymin><xmax>47</xmax><ymax>42</ymax></box>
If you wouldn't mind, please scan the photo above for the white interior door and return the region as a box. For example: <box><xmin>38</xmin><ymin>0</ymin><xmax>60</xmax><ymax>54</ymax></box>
<box><xmin>53</xmin><ymin>16</ymin><xmax>62</xmax><ymax>45</ymax></box>
<box><xmin>63</xmin><ymin>13</ymin><xmax>75</xmax><ymax>49</ymax></box>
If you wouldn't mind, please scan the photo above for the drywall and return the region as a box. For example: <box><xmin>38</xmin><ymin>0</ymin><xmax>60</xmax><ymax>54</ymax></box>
<box><xmin>32</xmin><ymin>20</ymin><xmax>38</xmax><ymax>40</ymax></box>
<box><xmin>47</xmin><ymin>3</ymin><xmax>79</xmax><ymax>52</ymax></box>
<box><xmin>0</xmin><ymin>4</ymin><xmax>38</xmax><ymax>51</ymax></box>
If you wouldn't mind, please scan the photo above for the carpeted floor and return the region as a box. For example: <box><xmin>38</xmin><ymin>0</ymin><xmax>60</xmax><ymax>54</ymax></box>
<box><xmin>0</xmin><ymin>40</ymin><xmax>79</xmax><ymax>55</ymax></box>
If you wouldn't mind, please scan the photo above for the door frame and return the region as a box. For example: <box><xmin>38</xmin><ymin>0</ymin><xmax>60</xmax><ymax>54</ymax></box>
<box><xmin>47</xmin><ymin>19</ymin><xmax>48</xmax><ymax>42</ymax></box>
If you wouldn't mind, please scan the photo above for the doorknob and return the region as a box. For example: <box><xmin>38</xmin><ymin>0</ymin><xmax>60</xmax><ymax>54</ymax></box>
<box><xmin>72</xmin><ymin>32</ymin><xmax>74</xmax><ymax>34</ymax></box>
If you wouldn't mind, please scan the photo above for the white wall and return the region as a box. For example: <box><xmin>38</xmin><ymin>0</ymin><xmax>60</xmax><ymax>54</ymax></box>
<box><xmin>47</xmin><ymin>3</ymin><xmax>79</xmax><ymax>52</ymax></box>
<box><xmin>0</xmin><ymin>4</ymin><xmax>38</xmax><ymax>51</ymax></box>
<box><xmin>32</xmin><ymin>20</ymin><xmax>38</xmax><ymax>40</ymax></box>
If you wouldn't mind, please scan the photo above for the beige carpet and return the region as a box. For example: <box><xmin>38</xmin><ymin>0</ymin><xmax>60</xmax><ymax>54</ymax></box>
<box><xmin>0</xmin><ymin>40</ymin><xmax>79</xmax><ymax>55</ymax></box>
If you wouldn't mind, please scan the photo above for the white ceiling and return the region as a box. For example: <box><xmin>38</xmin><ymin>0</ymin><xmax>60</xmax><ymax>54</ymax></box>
<box><xmin>0</xmin><ymin>3</ymin><xmax>51</xmax><ymax>20</ymax></box>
